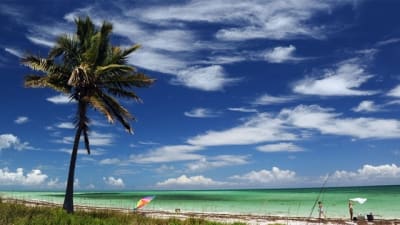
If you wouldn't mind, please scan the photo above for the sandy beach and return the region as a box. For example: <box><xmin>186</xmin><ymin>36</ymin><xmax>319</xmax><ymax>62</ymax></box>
<box><xmin>2</xmin><ymin>197</ymin><xmax>399</xmax><ymax>225</ymax></box>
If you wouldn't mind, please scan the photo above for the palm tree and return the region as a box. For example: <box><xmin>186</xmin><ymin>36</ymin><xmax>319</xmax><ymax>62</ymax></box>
<box><xmin>21</xmin><ymin>17</ymin><xmax>154</xmax><ymax>213</ymax></box>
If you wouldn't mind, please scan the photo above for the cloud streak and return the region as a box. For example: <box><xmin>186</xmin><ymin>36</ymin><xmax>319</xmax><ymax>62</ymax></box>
<box><xmin>293</xmin><ymin>59</ymin><xmax>378</xmax><ymax>96</ymax></box>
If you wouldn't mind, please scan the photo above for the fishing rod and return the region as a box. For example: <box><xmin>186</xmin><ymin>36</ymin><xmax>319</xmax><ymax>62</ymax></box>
<box><xmin>306</xmin><ymin>174</ymin><xmax>330</xmax><ymax>224</ymax></box>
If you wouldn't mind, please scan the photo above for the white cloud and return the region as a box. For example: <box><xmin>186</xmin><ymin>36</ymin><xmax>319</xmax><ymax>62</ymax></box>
<box><xmin>257</xmin><ymin>142</ymin><xmax>304</xmax><ymax>153</ymax></box>
<box><xmin>376</xmin><ymin>38</ymin><xmax>400</xmax><ymax>47</ymax></box>
<box><xmin>88</xmin><ymin>132</ymin><xmax>113</xmax><ymax>146</ymax></box>
<box><xmin>15</xmin><ymin>116</ymin><xmax>29</xmax><ymax>124</ymax></box>
<box><xmin>127</xmin><ymin>48</ymin><xmax>187</xmax><ymax>75</ymax></box>
<box><xmin>26</xmin><ymin>36</ymin><xmax>54</xmax><ymax>48</ymax></box>
<box><xmin>103</xmin><ymin>176</ymin><xmax>125</xmax><ymax>188</ymax></box>
<box><xmin>86</xmin><ymin>184</ymin><xmax>96</xmax><ymax>189</ymax></box>
<box><xmin>46</xmin><ymin>94</ymin><xmax>73</xmax><ymax>104</ymax></box>
<box><xmin>157</xmin><ymin>174</ymin><xmax>226</xmax><ymax>187</ymax></box>
<box><xmin>293</xmin><ymin>60</ymin><xmax>378</xmax><ymax>96</ymax></box>
<box><xmin>186</xmin><ymin>155</ymin><xmax>250</xmax><ymax>172</ymax></box>
<box><xmin>137</xmin><ymin>0</ymin><xmax>342</xmax><ymax>41</ymax></box>
<box><xmin>263</xmin><ymin>45</ymin><xmax>299</xmax><ymax>63</ymax></box>
<box><xmin>47</xmin><ymin>178</ymin><xmax>61</xmax><ymax>188</ymax></box>
<box><xmin>60</xmin><ymin>148</ymin><xmax>105</xmax><ymax>156</ymax></box>
<box><xmin>187</xmin><ymin>113</ymin><xmax>297</xmax><ymax>146</ymax></box>
<box><xmin>59</xmin><ymin>132</ymin><xmax>113</xmax><ymax>146</ymax></box>
<box><xmin>331</xmin><ymin>164</ymin><xmax>400</xmax><ymax>185</ymax></box>
<box><xmin>352</xmin><ymin>100</ymin><xmax>381</xmax><ymax>113</ymax></box>
<box><xmin>0</xmin><ymin>134</ymin><xmax>32</xmax><ymax>151</ymax></box>
<box><xmin>56</xmin><ymin>122</ymin><xmax>74</xmax><ymax>129</ymax></box>
<box><xmin>4</xmin><ymin>47</ymin><xmax>23</xmax><ymax>58</ymax></box>
<box><xmin>387</xmin><ymin>85</ymin><xmax>400</xmax><ymax>97</ymax></box>
<box><xmin>173</xmin><ymin>65</ymin><xmax>239</xmax><ymax>91</ymax></box>
<box><xmin>280</xmin><ymin>104</ymin><xmax>400</xmax><ymax>139</ymax></box>
<box><xmin>230</xmin><ymin>167</ymin><xmax>296</xmax><ymax>184</ymax></box>
<box><xmin>25</xmin><ymin>0</ymin><xmax>357</xmax><ymax>94</ymax></box>
<box><xmin>227</xmin><ymin>107</ymin><xmax>258</xmax><ymax>113</ymax></box>
<box><xmin>204</xmin><ymin>55</ymin><xmax>246</xmax><ymax>65</ymax></box>
<box><xmin>253</xmin><ymin>94</ymin><xmax>295</xmax><ymax>105</ymax></box>
<box><xmin>0</xmin><ymin>168</ymin><xmax>48</xmax><ymax>186</ymax></box>
<box><xmin>184</xmin><ymin>108</ymin><xmax>220</xmax><ymax>118</ymax></box>
<box><xmin>129</xmin><ymin>145</ymin><xmax>203</xmax><ymax>164</ymax></box>
<box><xmin>99</xmin><ymin>158</ymin><xmax>121</xmax><ymax>165</ymax></box>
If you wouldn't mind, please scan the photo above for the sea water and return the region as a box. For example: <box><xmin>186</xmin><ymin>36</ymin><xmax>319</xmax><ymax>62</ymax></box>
<box><xmin>1</xmin><ymin>185</ymin><xmax>399</xmax><ymax>219</ymax></box>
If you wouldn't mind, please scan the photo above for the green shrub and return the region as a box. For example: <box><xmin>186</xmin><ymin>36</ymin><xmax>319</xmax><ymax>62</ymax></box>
<box><xmin>0</xmin><ymin>199</ymin><xmax>244</xmax><ymax>225</ymax></box>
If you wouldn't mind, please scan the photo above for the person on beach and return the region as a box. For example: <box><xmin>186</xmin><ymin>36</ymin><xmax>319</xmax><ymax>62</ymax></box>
<box><xmin>349</xmin><ymin>201</ymin><xmax>354</xmax><ymax>221</ymax></box>
<box><xmin>318</xmin><ymin>201</ymin><xmax>325</xmax><ymax>220</ymax></box>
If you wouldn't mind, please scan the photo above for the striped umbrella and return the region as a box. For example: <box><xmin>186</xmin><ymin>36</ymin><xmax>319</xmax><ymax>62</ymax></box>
<box><xmin>134</xmin><ymin>196</ymin><xmax>155</xmax><ymax>210</ymax></box>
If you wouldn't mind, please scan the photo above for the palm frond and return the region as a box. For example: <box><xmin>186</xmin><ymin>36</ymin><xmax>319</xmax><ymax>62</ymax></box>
<box><xmin>75</xmin><ymin>17</ymin><xmax>95</xmax><ymax>51</ymax></box>
<box><xmin>24</xmin><ymin>74</ymin><xmax>71</xmax><ymax>94</ymax></box>
<box><xmin>82</xmin><ymin>33</ymin><xmax>101</xmax><ymax>64</ymax></box>
<box><xmin>122</xmin><ymin>44</ymin><xmax>141</xmax><ymax>57</ymax></box>
<box><xmin>106</xmin><ymin>87</ymin><xmax>141</xmax><ymax>101</ymax></box>
<box><xmin>88</xmin><ymin>95</ymin><xmax>114</xmax><ymax>123</ymax></box>
<box><xmin>100</xmin><ymin>93</ymin><xmax>134</xmax><ymax>133</ymax></box>
<box><xmin>95</xmin><ymin>64</ymin><xmax>134</xmax><ymax>76</ymax></box>
<box><xmin>24</xmin><ymin>75</ymin><xmax>49</xmax><ymax>88</ymax></box>
<box><xmin>101</xmin><ymin>73</ymin><xmax>155</xmax><ymax>89</ymax></box>
<box><xmin>21</xmin><ymin>55</ymin><xmax>54</xmax><ymax>72</ymax></box>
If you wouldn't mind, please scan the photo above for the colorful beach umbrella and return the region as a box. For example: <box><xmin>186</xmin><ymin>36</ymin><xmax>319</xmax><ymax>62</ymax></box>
<box><xmin>350</xmin><ymin>197</ymin><xmax>367</xmax><ymax>204</ymax></box>
<box><xmin>134</xmin><ymin>196</ymin><xmax>155</xmax><ymax>210</ymax></box>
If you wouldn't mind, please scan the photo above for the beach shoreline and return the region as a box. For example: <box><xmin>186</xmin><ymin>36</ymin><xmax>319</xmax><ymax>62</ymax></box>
<box><xmin>2</xmin><ymin>197</ymin><xmax>399</xmax><ymax>225</ymax></box>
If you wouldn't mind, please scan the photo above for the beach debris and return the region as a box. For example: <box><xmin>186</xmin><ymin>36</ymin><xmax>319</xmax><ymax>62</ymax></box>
<box><xmin>134</xmin><ymin>196</ymin><xmax>155</xmax><ymax>210</ymax></box>
<box><xmin>349</xmin><ymin>198</ymin><xmax>367</xmax><ymax>204</ymax></box>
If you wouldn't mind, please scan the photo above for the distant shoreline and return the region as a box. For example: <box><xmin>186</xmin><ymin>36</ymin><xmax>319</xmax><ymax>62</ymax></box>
<box><xmin>2</xmin><ymin>197</ymin><xmax>399</xmax><ymax>225</ymax></box>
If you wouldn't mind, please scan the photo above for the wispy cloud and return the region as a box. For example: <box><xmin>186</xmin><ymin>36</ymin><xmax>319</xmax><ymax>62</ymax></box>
<box><xmin>137</xmin><ymin>0</ymin><xmax>343</xmax><ymax>41</ymax></box>
<box><xmin>352</xmin><ymin>100</ymin><xmax>381</xmax><ymax>113</ymax></box>
<box><xmin>129</xmin><ymin>145</ymin><xmax>204</xmax><ymax>164</ymax></box>
<box><xmin>263</xmin><ymin>45</ymin><xmax>302</xmax><ymax>63</ymax></box>
<box><xmin>99</xmin><ymin>158</ymin><xmax>121</xmax><ymax>165</ymax></box>
<box><xmin>173</xmin><ymin>65</ymin><xmax>240</xmax><ymax>91</ymax></box>
<box><xmin>60</xmin><ymin>148</ymin><xmax>106</xmax><ymax>156</ymax></box>
<box><xmin>387</xmin><ymin>85</ymin><xmax>400</xmax><ymax>97</ymax></box>
<box><xmin>187</xmin><ymin>113</ymin><xmax>297</xmax><ymax>146</ymax></box>
<box><xmin>186</xmin><ymin>155</ymin><xmax>250</xmax><ymax>172</ymax></box>
<box><xmin>253</xmin><ymin>94</ymin><xmax>295</xmax><ymax>105</ymax></box>
<box><xmin>280</xmin><ymin>104</ymin><xmax>400</xmax><ymax>139</ymax></box>
<box><xmin>46</xmin><ymin>94</ymin><xmax>73</xmax><ymax>104</ymax></box>
<box><xmin>227</xmin><ymin>107</ymin><xmax>258</xmax><ymax>113</ymax></box>
<box><xmin>376</xmin><ymin>38</ymin><xmax>400</xmax><ymax>47</ymax></box>
<box><xmin>47</xmin><ymin>0</ymin><xmax>355</xmax><ymax>93</ymax></box>
<box><xmin>14</xmin><ymin>116</ymin><xmax>29</xmax><ymax>124</ymax></box>
<box><xmin>189</xmin><ymin>103</ymin><xmax>400</xmax><ymax>149</ymax></box>
<box><xmin>26</xmin><ymin>36</ymin><xmax>54</xmax><ymax>48</ymax></box>
<box><xmin>56</xmin><ymin>122</ymin><xmax>74</xmax><ymax>129</ymax></box>
<box><xmin>4</xmin><ymin>47</ymin><xmax>23</xmax><ymax>58</ymax></box>
<box><xmin>257</xmin><ymin>142</ymin><xmax>304</xmax><ymax>153</ymax></box>
<box><xmin>59</xmin><ymin>131</ymin><xmax>113</xmax><ymax>146</ymax></box>
<box><xmin>184</xmin><ymin>108</ymin><xmax>221</xmax><ymax>118</ymax></box>
<box><xmin>293</xmin><ymin>59</ymin><xmax>378</xmax><ymax>96</ymax></box>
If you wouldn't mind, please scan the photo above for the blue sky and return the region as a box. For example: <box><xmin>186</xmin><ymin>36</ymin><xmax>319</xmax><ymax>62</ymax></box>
<box><xmin>1</xmin><ymin>0</ymin><xmax>400</xmax><ymax>190</ymax></box>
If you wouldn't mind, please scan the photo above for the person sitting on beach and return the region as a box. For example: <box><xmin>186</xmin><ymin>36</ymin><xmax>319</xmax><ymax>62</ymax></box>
<box><xmin>349</xmin><ymin>201</ymin><xmax>353</xmax><ymax>221</ymax></box>
<box><xmin>318</xmin><ymin>201</ymin><xmax>325</xmax><ymax>220</ymax></box>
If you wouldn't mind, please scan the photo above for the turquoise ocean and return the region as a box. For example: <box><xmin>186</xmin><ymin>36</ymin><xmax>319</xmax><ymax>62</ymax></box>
<box><xmin>1</xmin><ymin>185</ymin><xmax>399</xmax><ymax>219</ymax></box>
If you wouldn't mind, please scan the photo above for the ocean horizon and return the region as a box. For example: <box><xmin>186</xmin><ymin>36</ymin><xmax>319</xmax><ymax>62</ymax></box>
<box><xmin>1</xmin><ymin>184</ymin><xmax>399</xmax><ymax>220</ymax></box>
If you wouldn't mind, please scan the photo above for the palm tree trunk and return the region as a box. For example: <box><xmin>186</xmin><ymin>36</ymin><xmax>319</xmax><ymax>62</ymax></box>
<box><xmin>63</xmin><ymin>126</ymin><xmax>82</xmax><ymax>213</ymax></box>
